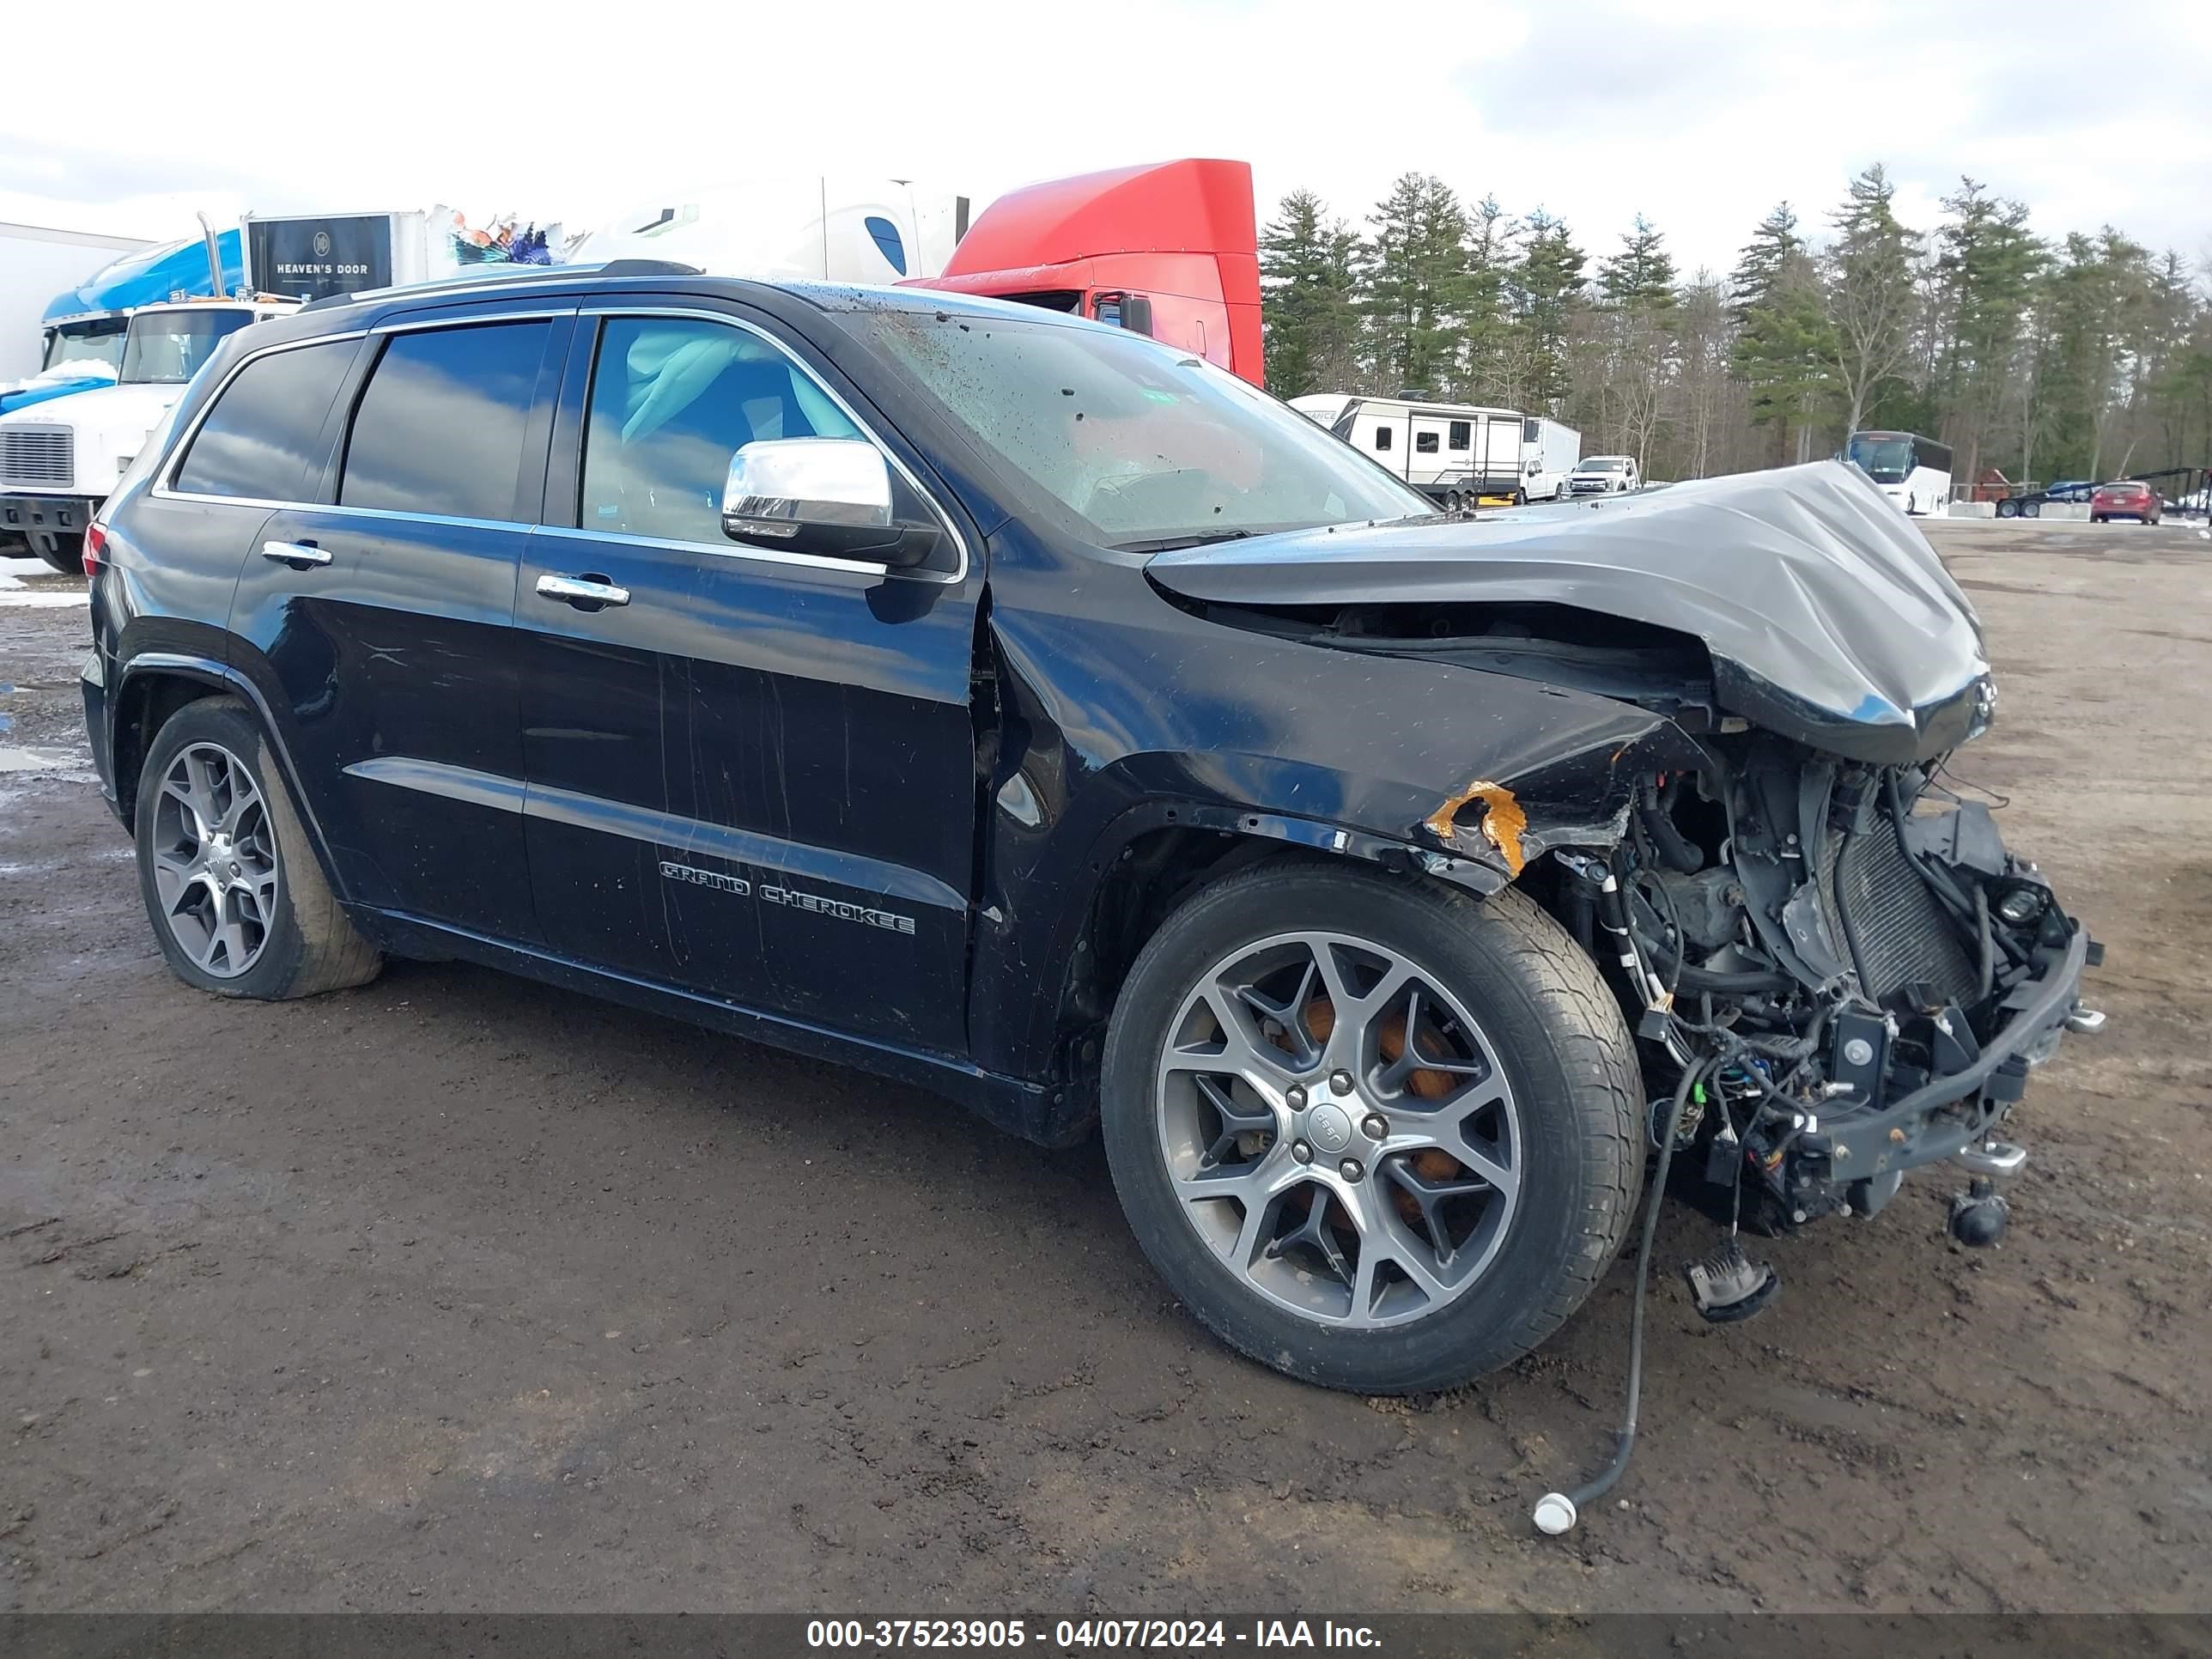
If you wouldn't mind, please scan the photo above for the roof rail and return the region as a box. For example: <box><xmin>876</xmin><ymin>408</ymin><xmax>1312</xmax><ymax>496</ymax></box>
<box><xmin>299</xmin><ymin>258</ymin><xmax>705</xmax><ymax>313</ymax></box>
<box><xmin>598</xmin><ymin>258</ymin><xmax>704</xmax><ymax>278</ymax></box>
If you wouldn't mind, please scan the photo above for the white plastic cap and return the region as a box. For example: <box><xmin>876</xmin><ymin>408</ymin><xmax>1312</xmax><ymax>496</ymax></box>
<box><xmin>1532</xmin><ymin>1492</ymin><xmax>1577</xmax><ymax>1535</ymax></box>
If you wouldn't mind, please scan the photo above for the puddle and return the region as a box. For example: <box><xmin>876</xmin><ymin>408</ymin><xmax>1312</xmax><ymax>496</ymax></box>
<box><xmin>0</xmin><ymin>744</ymin><xmax>90</xmax><ymax>775</ymax></box>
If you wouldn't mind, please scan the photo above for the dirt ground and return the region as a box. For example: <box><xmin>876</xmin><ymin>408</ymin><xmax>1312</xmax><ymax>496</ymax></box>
<box><xmin>2</xmin><ymin>522</ymin><xmax>2207</xmax><ymax>1615</ymax></box>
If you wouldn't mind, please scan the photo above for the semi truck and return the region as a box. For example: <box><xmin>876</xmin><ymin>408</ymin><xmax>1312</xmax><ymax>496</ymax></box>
<box><xmin>574</xmin><ymin>160</ymin><xmax>1265</xmax><ymax>386</ymax></box>
<box><xmin>915</xmin><ymin>158</ymin><xmax>1264</xmax><ymax>386</ymax></box>
<box><xmin>1</xmin><ymin>294</ymin><xmax>298</xmax><ymax>571</ymax></box>
<box><xmin>240</xmin><ymin>207</ymin><xmax>561</xmax><ymax>304</ymax></box>
<box><xmin>0</xmin><ymin>220</ymin><xmax>155</xmax><ymax>413</ymax></box>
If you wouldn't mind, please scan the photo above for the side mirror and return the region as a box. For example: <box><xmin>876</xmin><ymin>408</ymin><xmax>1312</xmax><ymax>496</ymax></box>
<box><xmin>721</xmin><ymin>438</ymin><xmax>939</xmax><ymax>568</ymax></box>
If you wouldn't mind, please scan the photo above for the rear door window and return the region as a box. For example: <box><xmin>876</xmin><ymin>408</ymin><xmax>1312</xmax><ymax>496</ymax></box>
<box><xmin>173</xmin><ymin>339</ymin><xmax>356</xmax><ymax>501</ymax></box>
<box><xmin>340</xmin><ymin>320</ymin><xmax>551</xmax><ymax>521</ymax></box>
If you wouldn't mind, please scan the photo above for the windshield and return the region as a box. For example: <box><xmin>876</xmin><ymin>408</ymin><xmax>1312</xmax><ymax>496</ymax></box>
<box><xmin>41</xmin><ymin>319</ymin><xmax>129</xmax><ymax>374</ymax></box>
<box><xmin>119</xmin><ymin>309</ymin><xmax>253</xmax><ymax>386</ymax></box>
<box><xmin>1579</xmin><ymin>457</ymin><xmax>1625</xmax><ymax>471</ymax></box>
<box><xmin>848</xmin><ymin>310</ymin><xmax>1431</xmax><ymax>549</ymax></box>
<box><xmin>1847</xmin><ymin>435</ymin><xmax>1913</xmax><ymax>484</ymax></box>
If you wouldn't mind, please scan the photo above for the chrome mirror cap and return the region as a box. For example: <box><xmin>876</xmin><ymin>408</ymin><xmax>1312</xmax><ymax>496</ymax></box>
<box><xmin>722</xmin><ymin>439</ymin><xmax>892</xmax><ymax>540</ymax></box>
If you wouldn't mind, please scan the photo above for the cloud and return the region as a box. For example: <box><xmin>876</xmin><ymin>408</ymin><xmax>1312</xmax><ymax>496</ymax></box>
<box><xmin>0</xmin><ymin>0</ymin><xmax>2204</xmax><ymax>287</ymax></box>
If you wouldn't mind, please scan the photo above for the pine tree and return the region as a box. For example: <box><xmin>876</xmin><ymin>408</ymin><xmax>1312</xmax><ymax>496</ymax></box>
<box><xmin>1455</xmin><ymin>195</ymin><xmax>1518</xmax><ymax>402</ymax></box>
<box><xmin>1599</xmin><ymin>215</ymin><xmax>1677</xmax><ymax>311</ymax></box>
<box><xmin>1929</xmin><ymin>178</ymin><xmax>2043</xmax><ymax>489</ymax></box>
<box><xmin>1507</xmin><ymin>210</ymin><xmax>1586</xmax><ymax>410</ymax></box>
<box><xmin>1257</xmin><ymin>189</ymin><xmax>1361</xmax><ymax>399</ymax></box>
<box><xmin>1591</xmin><ymin>216</ymin><xmax>1680</xmax><ymax>468</ymax></box>
<box><xmin>1730</xmin><ymin>204</ymin><xmax>1837</xmax><ymax>461</ymax></box>
<box><xmin>1358</xmin><ymin>173</ymin><xmax>1470</xmax><ymax>395</ymax></box>
<box><xmin>1824</xmin><ymin>163</ymin><xmax>1925</xmax><ymax>435</ymax></box>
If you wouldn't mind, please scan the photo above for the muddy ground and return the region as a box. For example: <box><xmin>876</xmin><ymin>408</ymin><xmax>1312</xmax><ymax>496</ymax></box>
<box><xmin>2</xmin><ymin>524</ymin><xmax>2207</xmax><ymax>1614</ymax></box>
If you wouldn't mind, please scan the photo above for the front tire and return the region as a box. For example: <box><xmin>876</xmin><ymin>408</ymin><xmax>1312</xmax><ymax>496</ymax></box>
<box><xmin>36</xmin><ymin>534</ymin><xmax>84</xmax><ymax>575</ymax></box>
<box><xmin>1100</xmin><ymin>863</ymin><xmax>1643</xmax><ymax>1393</ymax></box>
<box><xmin>135</xmin><ymin>698</ymin><xmax>382</xmax><ymax>1000</ymax></box>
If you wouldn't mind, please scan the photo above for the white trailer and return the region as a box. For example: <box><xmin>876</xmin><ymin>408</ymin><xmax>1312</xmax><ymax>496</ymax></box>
<box><xmin>1</xmin><ymin>221</ymin><xmax>151</xmax><ymax>382</ymax></box>
<box><xmin>1519</xmin><ymin>416</ymin><xmax>1581</xmax><ymax>501</ymax></box>
<box><xmin>241</xmin><ymin>208</ymin><xmax>565</xmax><ymax>305</ymax></box>
<box><xmin>571</xmin><ymin>178</ymin><xmax>969</xmax><ymax>285</ymax></box>
<box><xmin>1289</xmin><ymin>394</ymin><xmax>1528</xmax><ymax>508</ymax></box>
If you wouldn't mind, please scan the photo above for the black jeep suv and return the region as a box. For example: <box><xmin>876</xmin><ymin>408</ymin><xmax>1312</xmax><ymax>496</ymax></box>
<box><xmin>82</xmin><ymin>265</ymin><xmax>2095</xmax><ymax>1393</ymax></box>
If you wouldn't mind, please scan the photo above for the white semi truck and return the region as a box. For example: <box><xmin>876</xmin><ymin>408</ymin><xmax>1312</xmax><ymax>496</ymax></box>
<box><xmin>0</xmin><ymin>295</ymin><xmax>297</xmax><ymax>571</ymax></box>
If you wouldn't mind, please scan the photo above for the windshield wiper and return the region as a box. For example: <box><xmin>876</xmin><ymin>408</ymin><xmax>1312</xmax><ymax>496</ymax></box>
<box><xmin>1111</xmin><ymin>528</ymin><xmax>1257</xmax><ymax>554</ymax></box>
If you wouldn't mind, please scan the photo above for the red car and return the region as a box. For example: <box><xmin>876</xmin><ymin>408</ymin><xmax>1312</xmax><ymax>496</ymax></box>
<box><xmin>2091</xmin><ymin>480</ymin><xmax>2161</xmax><ymax>524</ymax></box>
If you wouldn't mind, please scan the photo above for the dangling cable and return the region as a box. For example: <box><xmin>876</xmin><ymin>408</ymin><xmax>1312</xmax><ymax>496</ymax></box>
<box><xmin>1533</xmin><ymin>1055</ymin><xmax>1711</xmax><ymax>1537</ymax></box>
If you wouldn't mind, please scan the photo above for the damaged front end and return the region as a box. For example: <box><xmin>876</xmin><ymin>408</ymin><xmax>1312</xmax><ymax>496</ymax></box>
<box><xmin>1530</xmin><ymin>742</ymin><xmax>2096</xmax><ymax>1235</ymax></box>
<box><xmin>1149</xmin><ymin>461</ymin><xmax>2101</xmax><ymax>1239</ymax></box>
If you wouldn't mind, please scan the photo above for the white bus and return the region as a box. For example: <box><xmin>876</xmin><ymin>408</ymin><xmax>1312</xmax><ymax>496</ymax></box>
<box><xmin>1845</xmin><ymin>430</ymin><xmax>1954</xmax><ymax>516</ymax></box>
<box><xmin>1290</xmin><ymin>394</ymin><xmax>1534</xmax><ymax>509</ymax></box>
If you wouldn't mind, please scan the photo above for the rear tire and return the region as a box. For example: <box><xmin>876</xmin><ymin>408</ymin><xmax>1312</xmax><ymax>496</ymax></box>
<box><xmin>135</xmin><ymin>697</ymin><xmax>382</xmax><ymax>1000</ymax></box>
<box><xmin>1100</xmin><ymin>862</ymin><xmax>1643</xmax><ymax>1393</ymax></box>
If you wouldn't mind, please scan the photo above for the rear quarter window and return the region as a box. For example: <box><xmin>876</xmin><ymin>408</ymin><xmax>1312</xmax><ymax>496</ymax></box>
<box><xmin>172</xmin><ymin>339</ymin><xmax>357</xmax><ymax>501</ymax></box>
<box><xmin>340</xmin><ymin>321</ymin><xmax>551</xmax><ymax>521</ymax></box>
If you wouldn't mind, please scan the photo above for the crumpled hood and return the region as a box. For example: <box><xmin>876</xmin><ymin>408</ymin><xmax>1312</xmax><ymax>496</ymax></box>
<box><xmin>1149</xmin><ymin>460</ymin><xmax>1992</xmax><ymax>763</ymax></box>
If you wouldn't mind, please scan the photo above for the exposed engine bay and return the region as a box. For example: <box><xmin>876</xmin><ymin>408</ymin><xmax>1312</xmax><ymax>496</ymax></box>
<box><xmin>1146</xmin><ymin>463</ymin><xmax>2101</xmax><ymax>1249</ymax></box>
<box><xmin>1552</xmin><ymin>738</ymin><xmax>2097</xmax><ymax>1242</ymax></box>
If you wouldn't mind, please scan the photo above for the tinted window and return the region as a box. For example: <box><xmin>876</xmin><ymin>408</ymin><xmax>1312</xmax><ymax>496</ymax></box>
<box><xmin>1415</xmin><ymin>431</ymin><xmax>1439</xmax><ymax>453</ymax></box>
<box><xmin>579</xmin><ymin>316</ymin><xmax>862</xmax><ymax>544</ymax></box>
<box><xmin>1449</xmin><ymin>421</ymin><xmax>1471</xmax><ymax>451</ymax></box>
<box><xmin>340</xmin><ymin>321</ymin><xmax>550</xmax><ymax>520</ymax></box>
<box><xmin>173</xmin><ymin>340</ymin><xmax>355</xmax><ymax>501</ymax></box>
<box><xmin>1374</xmin><ymin>425</ymin><xmax>1393</xmax><ymax>451</ymax></box>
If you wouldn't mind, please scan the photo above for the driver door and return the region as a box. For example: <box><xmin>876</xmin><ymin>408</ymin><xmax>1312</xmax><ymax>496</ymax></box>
<box><xmin>516</xmin><ymin>302</ymin><xmax>981</xmax><ymax>1054</ymax></box>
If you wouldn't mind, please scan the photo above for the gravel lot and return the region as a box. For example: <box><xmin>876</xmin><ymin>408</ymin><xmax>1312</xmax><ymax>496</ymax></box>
<box><xmin>2</xmin><ymin>522</ymin><xmax>2207</xmax><ymax>1613</ymax></box>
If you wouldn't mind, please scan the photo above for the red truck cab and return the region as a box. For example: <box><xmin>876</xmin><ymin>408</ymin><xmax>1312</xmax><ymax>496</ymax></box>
<box><xmin>908</xmin><ymin>158</ymin><xmax>1264</xmax><ymax>387</ymax></box>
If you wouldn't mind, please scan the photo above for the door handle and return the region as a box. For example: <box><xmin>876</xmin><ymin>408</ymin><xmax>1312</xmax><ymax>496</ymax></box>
<box><xmin>261</xmin><ymin>540</ymin><xmax>330</xmax><ymax>567</ymax></box>
<box><xmin>536</xmin><ymin>573</ymin><xmax>630</xmax><ymax>608</ymax></box>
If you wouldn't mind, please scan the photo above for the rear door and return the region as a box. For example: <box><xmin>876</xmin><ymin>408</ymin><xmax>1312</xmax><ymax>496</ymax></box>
<box><xmin>1478</xmin><ymin>416</ymin><xmax>1519</xmax><ymax>496</ymax></box>
<box><xmin>1407</xmin><ymin>412</ymin><xmax>1450</xmax><ymax>485</ymax></box>
<box><xmin>515</xmin><ymin>301</ymin><xmax>980</xmax><ymax>1053</ymax></box>
<box><xmin>229</xmin><ymin>302</ymin><xmax>571</xmax><ymax>940</ymax></box>
<box><xmin>1355</xmin><ymin>408</ymin><xmax>1408</xmax><ymax>481</ymax></box>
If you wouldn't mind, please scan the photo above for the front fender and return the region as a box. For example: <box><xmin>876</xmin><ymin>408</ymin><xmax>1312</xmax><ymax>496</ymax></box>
<box><xmin>963</xmin><ymin>556</ymin><xmax>1705</xmax><ymax>1084</ymax></box>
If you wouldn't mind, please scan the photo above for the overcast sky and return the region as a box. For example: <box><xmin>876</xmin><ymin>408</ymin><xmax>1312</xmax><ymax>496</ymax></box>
<box><xmin>3</xmin><ymin>0</ymin><xmax>2205</xmax><ymax>280</ymax></box>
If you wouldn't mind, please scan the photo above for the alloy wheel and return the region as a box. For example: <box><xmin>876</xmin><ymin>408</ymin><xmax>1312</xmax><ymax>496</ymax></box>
<box><xmin>1152</xmin><ymin>930</ymin><xmax>1522</xmax><ymax>1328</ymax></box>
<box><xmin>149</xmin><ymin>741</ymin><xmax>280</xmax><ymax>979</ymax></box>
